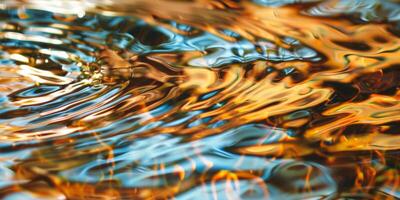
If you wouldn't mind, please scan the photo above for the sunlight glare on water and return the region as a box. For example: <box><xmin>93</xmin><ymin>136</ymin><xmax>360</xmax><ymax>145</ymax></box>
<box><xmin>0</xmin><ymin>0</ymin><xmax>400</xmax><ymax>199</ymax></box>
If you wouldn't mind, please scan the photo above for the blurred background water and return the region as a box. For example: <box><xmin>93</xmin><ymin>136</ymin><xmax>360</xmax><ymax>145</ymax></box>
<box><xmin>0</xmin><ymin>0</ymin><xmax>400</xmax><ymax>199</ymax></box>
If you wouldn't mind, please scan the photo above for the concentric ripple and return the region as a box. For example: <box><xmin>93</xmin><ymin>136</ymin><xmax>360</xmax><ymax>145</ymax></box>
<box><xmin>0</xmin><ymin>0</ymin><xmax>400</xmax><ymax>199</ymax></box>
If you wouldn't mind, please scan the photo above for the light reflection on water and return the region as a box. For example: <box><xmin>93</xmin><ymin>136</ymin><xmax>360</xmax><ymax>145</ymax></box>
<box><xmin>0</xmin><ymin>0</ymin><xmax>400</xmax><ymax>199</ymax></box>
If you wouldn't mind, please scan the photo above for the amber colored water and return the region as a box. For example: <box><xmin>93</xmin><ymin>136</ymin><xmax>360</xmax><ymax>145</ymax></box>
<box><xmin>0</xmin><ymin>0</ymin><xmax>400</xmax><ymax>199</ymax></box>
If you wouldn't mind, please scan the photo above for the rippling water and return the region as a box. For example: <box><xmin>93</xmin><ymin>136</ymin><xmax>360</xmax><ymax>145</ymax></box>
<box><xmin>0</xmin><ymin>0</ymin><xmax>400</xmax><ymax>199</ymax></box>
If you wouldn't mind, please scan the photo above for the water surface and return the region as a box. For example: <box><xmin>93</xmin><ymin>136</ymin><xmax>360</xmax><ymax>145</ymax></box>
<box><xmin>0</xmin><ymin>0</ymin><xmax>400</xmax><ymax>199</ymax></box>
